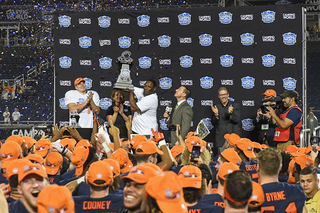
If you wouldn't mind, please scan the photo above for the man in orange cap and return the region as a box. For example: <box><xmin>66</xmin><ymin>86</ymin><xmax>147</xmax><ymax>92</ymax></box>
<box><xmin>64</xmin><ymin>77</ymin><xmax>100</xmax><ymax>128</ymax></box>
<box><xmin>141</xmin><ymin>171</ymin><xmax>188</xmax><ymax>213</ymax></box>
<box><xmin>215</xmin><ymin>148</ymin><xmax>242</xmax><ymax>170</ymax></box>
<box><xmin>236</xmin><ymin>138</ymin><xmax>259</xmax><ymax>183</ymax></box>
<box><xmin>293</xmin><ymin>154</ymin><xmax>314</xmax><ymax>182</ymax></box>
<box><xmin>45</xmin><ymin>152</ymin><xmax>63</xmax><ymax>184</ymax></box>
<box><xmin>1</xmin><ymin>141</ymin><xmax>23</xmax><ymax>184</ymax></box>
<box><xmin>9</xmin><ymin>163</ymin><xmax>49</xmax><ymax>213</ymax></box>
<box><xmin>178</xmin><ymin>165</ymin><xmax>222</xmax><ymax>212</ymax></box>
<box><xmin>210</xmin><ymin>87</ymin><xmax>241</xmax><ymax>156</ymax></box>
<box><xmin>223</xmin><ymin>170</ymin><xmax>252</xmax><ymax>213</ymax></box>
<box><xmin>6</xmin><ymin>135</ymin><xmax>28</xmax><ymax>157</ymax></box>
<box><xmin>254</xmin><ymin>89</ymin><xmax>278</xmax><ymax>147</ymax></box>
<box><xmin>34</xmin><ymin>139</ymin><xmax>51</xmax><ymax>158</ymax></box>
<box><xmin>37</xmin><ymin>184</ymin><xmax>74</xmax><ymax>213</ymax></box>
<box><xmin>22</xmin><ymin>136</ymin><xmax>36</xmax><ymax>155</ymax></box>
<box><xmin>257</xmin><ymin>148</ymin><xmax>308</xmax><ymax>213</ymax></box>
<box><xmin>73</xmin><ymin>161</ymin><xmax>123</xmax><ymax>212</ymax></box>
<box><xmin>119</xmin><ymin>165</ymin><xmax>159</xmax><ymax>213</ymax></box>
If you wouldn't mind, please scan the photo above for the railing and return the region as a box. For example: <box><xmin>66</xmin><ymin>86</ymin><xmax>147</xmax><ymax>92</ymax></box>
<box><xmin>313</xmin><ymin>126</ymin><xmax>320</xmax><ymax>137</ymax></box>
<box><xmin>300</xmin><ymin>128</ymin><xmax>311</xmax><ymax>148</ymax></box>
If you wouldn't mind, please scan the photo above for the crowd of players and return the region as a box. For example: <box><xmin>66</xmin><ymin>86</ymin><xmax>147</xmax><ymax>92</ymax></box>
<box><xmin>0</xmin><ymin>77</ymin><xmax>318</xmax><ymax>213</ymax></box>
<box><xmin>0</xmin><ymin>116</ymin><xmax>319</xmax><ymax>213</ymax></box>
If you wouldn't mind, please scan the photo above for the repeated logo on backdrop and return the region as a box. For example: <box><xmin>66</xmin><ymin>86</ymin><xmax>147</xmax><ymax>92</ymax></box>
<box><xmin>56</xmin><ymin>7</ymin><xmax>302</xmax><ymax>140</ymax></box>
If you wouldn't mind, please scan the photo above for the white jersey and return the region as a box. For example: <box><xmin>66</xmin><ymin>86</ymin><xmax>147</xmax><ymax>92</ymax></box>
<box><xmin>64</xmin><ymin>90</ymin><xmax>100</xmax><ymax>128</ymax></box>
<box><xmin>132</xmin><ymin>87</ymin><xmax>158</xmax><ymax>135</ymax></box>
<box><xmin>3</xmin><ymin>111</ymin><xmax>10</xmax><ymax>122</ymax></box>
<box><xmin>12</xmin><ymin>111</ymin><xmax>20</xmax><ymax>121</ymax></box>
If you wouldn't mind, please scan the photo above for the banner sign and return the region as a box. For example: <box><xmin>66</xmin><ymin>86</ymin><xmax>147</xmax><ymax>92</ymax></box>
<box><xmin>54</xmin><ymin>5</ymin><xmax>303</xmax><ymax>143</ymax></box>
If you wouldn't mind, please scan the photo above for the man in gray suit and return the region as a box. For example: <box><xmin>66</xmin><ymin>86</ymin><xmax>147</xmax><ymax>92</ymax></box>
<box><xmin>211</xmin><ymin>87</ymin><xmax>241</xmax><ymax>155</ymax></box>
<box><xmin>164</xmin><ymin>86</ymin><xmax>193</xmax><ymax>145</ymax></box>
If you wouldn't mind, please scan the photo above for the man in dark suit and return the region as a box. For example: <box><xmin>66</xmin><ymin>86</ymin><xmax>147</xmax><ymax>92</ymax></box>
<box><xmin>211</xmin><ymin>87</ymin><xmax>241</xmax><ymax>155</ymax></box>
<box><xmin>164</xmin><ymin>86</ymin><xmax>193</xmax><ymax>145</ymax></box>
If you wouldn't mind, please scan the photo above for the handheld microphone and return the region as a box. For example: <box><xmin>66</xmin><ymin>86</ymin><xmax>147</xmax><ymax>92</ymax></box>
<box><xmin>165</xmin><ymin>104</ymin><xmax>172</xmax><ymax>114</ymax></box>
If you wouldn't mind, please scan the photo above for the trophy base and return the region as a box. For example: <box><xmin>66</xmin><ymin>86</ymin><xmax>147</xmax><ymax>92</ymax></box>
<box><xmin>113</xmin><ymin>82</ymin><xmax>134</xmax><ymax>90</ymax></box>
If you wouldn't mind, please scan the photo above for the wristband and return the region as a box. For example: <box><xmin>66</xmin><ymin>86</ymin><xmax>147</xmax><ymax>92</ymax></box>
<box><xmin>158</xmin><ymin>139</ymin><xmax>166</xmax><ymax>149</ymax></box>
<box><xmin>63</xmin><ymin>148</ymin><xmax>69</xmax><ymax>155</ymax></box>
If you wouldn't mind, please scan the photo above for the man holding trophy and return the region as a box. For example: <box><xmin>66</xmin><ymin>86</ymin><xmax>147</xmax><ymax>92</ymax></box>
<box><xmin>114</xmin><ymin>51</ymin><xmax>158</xmax><ymax>135</ymax></box>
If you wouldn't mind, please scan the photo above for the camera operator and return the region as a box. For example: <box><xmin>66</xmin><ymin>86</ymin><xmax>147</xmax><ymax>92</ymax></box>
<box><xmin>254</xmin><ymin>89</ymin><xmax>279</xmax><ymax>147</ymax></box>
<box><xmin>267</xmin><ymin>90</ymin><xmax>302</xmax><ymax>152</ymax></box>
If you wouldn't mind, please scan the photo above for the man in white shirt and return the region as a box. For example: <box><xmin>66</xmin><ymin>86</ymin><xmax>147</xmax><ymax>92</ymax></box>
<box><xmin>124</xmin><ymin>79</ymin><xmax>158</xmax><ymax>135</ymax></box>
<box><xmin>12</xmin><ymin>108</ymin><xmax>21</xmax><ymax>123</ymax></box>
<box><xmin>64</xmin><ymin>77</ymin><xmax>100</xmax><ymax>128</ymax></box>
<box><xmin>3</xmin><ymin>107</ymin><xmax>10</xmax><ymax>124</ymax></box>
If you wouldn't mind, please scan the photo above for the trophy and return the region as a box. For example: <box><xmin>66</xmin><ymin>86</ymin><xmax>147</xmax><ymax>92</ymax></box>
<box><xmin>113</xmin><ymin>51</ymin><xmax>134</xmax><ymax>90</ymax></box>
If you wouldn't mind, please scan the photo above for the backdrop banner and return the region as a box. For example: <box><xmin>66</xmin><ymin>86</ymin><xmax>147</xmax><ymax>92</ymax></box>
<box><xmin>54</xmin><ymin>5</ymin><xmax>303</xmax><ymax>145</ymax></box>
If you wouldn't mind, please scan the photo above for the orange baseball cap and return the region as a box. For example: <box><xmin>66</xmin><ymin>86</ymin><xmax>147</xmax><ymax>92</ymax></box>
<box><xmin>76</xmin><ymin>139</ymin><xmax>93</xmax><ymax>149</ymax></box>
<box><xmin>25</xmin><ymin>154</ymin><xmax>45</xmax><ymax>164</ymax></box>
<box><xmin>217</xmin><ymin>162</ymin><xmax>239</xmax><ymax>180</ymax></box>
<box><xmin>171</xmin><ymin>145</ymin><xmax>184</xmax><ymax>159</ymax></box>
<box><xmin>130</xmin><ymin>135</ymin><xmax>147</xmax><ymax>150</ymax></box>
<box><xmin>304</xmin><ymin>146</ymin><xmax>313</xmax><ymax>154</ymax></box>
<box><xmin>18</xmin><ymin>163</ymin><xmax>47</xmax><ymax>183</ymax></box>
<box><xmin>6</xmin><ymin>135</ymin><xmax>24</xmax><ymax>146</ymax></box>
<box><xmin>262</xmin><ymin>89</ymin><xmax>277</xmax><ymax>97</ymax></box>
<box><xmin>6</xmin><ymin>158</ymin><xmax>30</xmax><ymax>180</ymax></box>
<box><xmin>71</xmin><ymin>146</ymin><xmax>90</xmax><ymax>177</ymax></box>
<box><xmin>186</xmin><ymin>132</ymin><xmax>195</xmax><ymax>139</ymax></box>
<box><xmin>224</xmin><ymin>133</ymin><xmax>240</xmax><ymax>146</ymax></box>
<box><xmin>60</xmin><ymin>138</ymin><xmax>76</xmax><ymax>152</ymax></box>
<box><xmin>221</xmin><ymin>148</ymin><xmax>242</xmax><ymax>166</ymax></box>
<box><xmin>260</xmin><ymin>144</ymin><xmax>269</xmax><ymax>149</ymax></box>
<box><xmin>285</xmin><ymin>145</ymin><xmax>298</xmax><ymax>153</ymax></box>
<box><xmin>35</xmin><ymin>139</ymin><xmax>51</xmax><ymax>158</ymax></box>
<box><xmin>248</xmin><ymin>181</ymin><xmax>265</xmax><ymax>207</ymax></box>
<box><xmin>37</xmin><ymin>185</ymin><xmax>75</xmax><ymax>213</ymax></box>
<box><xmin>145</xmin><ymin>171</ymin><xmax>188</xmax><ymax>213</ymax></box>
<box><xmin>1</xmin><ymin>141</ymin><xmax>22</xmax><ymax>161</ymax></box>
<box><xmin>143</xmin><ymin>163</ymin><xmax>163</xmax><ymax>175</ymax></box>
<box><xmin>22</xmin><ymin>136</ymin><xmax>36</xmax><ymax>149</ymax></box>
<box><xmin>121</xmin><ymin>165</ymin><xmax>159</xmax><ymax>184</ymax></box>
<box><xmin>87</xmin><ymin>161</ymin><xmax>113</xmax><ymax>186</ymax></box>
<box><xmin>178</xmin><ymin>165</ymin><xmax>202</xmax><ymax>189</ymax></box>
<box><xmin>295</xmin><ymin>154</ymin><xmax>314</xmax><ymax>170</ymax></box>
<box><xmin>45</xmin><ymin>152</ymin><xmax>63</xmax><ymax>175</ymax></box>
<box><xmin>103</xmin><ymin>159</ymin><xmax>121</xmax><ymax>177</ymax></box>
<box><xmin>185</xmin><ymin>136</ymin><xmax>206</xmax><ymax>153</ymax></box>
<box><xmin>236</xmin><ymin>138</ymin><xmax>256</xmax><ymax>159</ymax></box>
<box><xmin>135</xmin><ymin>140</ymin><xmax>164</xmax><ymax>155</ymax></box>
<box><xmin>74</xmin><ymin>77</ymin><xmax>85</xmax><ymax>86</ymax></box>
<box><xmin>111</xmin><ymin>148</ymin><xmax>133</xmax><ymax>174</ymax></box>
<box><xmin>252</xmin><ymin>142</ymin><xmax>261</xmax><ymax>150</ymax></box>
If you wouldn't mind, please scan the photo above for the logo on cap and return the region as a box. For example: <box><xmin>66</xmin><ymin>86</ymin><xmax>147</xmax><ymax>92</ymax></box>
<box><xmin>97</xmin><ymin>174</ymin><xmax>102</xmax><ymax>178</ymax></box>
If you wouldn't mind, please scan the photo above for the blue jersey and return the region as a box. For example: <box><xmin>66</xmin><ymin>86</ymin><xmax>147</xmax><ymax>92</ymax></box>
<box><xmin>239</xmin><ymin>160</ymin><xmax>259</xmax><ymax>183</ymax></box>
<box><xmin>73</xmin><ymin>194</ymin><xmax>123</xmax><ymax>213</ymax></box>
<box><xmin>61</xmin><ymin>168</ymin><xmax>75</xmax><ymax>180</ymax></box>
<box><xmin>0</xmin><ymin>172</ymin><xmax>8</xmax><ymax>184</ymax></box>
<box><xmin>73</xmin><ymin>182</ymin><xmax>122</xmax><ymax>196</ymax></box>
<box><xmin>48</xmin><ymin>174</ymin><xmax>62</xmax><ymax>185</ymax></box>
<box><xmin>187</xmin><ymin>202</ymin><xmax>223</xmax><ymax>213</ymax></box>
<box><xmin>261</xmin><ymin>182</ymin><xmax>305</xmax><ymax>213</ymax></box>
<box><xmin>9</xmin><ymin>199</ymin><xmax>29</xmax><ymax>213</ymax></box>
<box><xmin>199</xmin><ymin>194</ymin><xmax>225</xmax><ymax>210</ymax></box>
